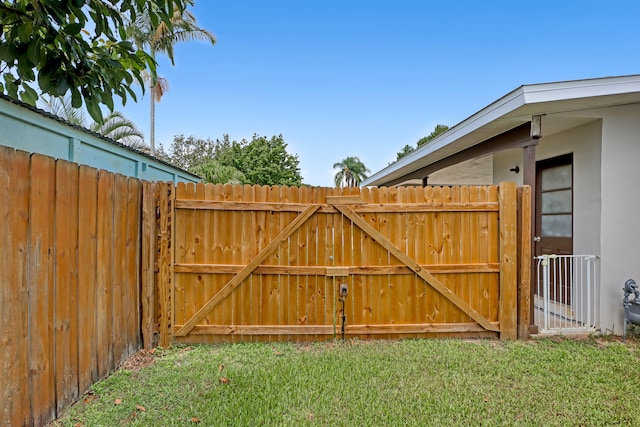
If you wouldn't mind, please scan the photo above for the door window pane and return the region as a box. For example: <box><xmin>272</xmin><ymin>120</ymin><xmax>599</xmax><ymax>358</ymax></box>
<box><xmin>541</xmin><ymin>165</ymin><xmax>572</xmax><ymax>191</ymax></box>
<box><xmin>542</xmin><ymin>214</ymin><xmax>572</xmax><ymax>237</ymax></box>
<box><xmin>541</xmin><ymin>190</ymin><xmax>572</xmax><ymax>214</ymax></box>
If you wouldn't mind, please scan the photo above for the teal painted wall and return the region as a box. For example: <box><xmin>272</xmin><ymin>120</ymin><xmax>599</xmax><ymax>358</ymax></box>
<box><xmin>0</xmin><ymin>96</ymin><xmax>199</xmax><ymax>183</ymax></box>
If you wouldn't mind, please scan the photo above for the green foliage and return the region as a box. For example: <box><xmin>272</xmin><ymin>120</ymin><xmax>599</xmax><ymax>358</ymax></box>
<box><xmin>90</xmin><ymin>111</ymin><xmax>145</xmax><ymax>149</ymax></box>
<box><xmin>0</xmin><ymin>0</ymin><xmax>189</xmax><ymax>122</ymax></box>
<box><xmin>190</xmin><ymin>160</ymin><xmax>246</xmax><ymax>185</ymax></box>
<box><xmin>395</xmin><ymin>144</ymin><xmax>415</xmax><ymax>161</ymax></box>
<box><xmin>38</xmin><ymin>95</ymin><xmax>145</xmax><ymax>148</ymax></box>
<box><xmin>127</xmin><ymin>0</ymin><xmax>216</xmax><ymax>154</ymax></box>
<box><xmin>165</xmin><ymin>134</ymin><xmax>222</xmax><ymax>171</ymax></box>
<box><xmin>417</xmin><ymin>124</ymin><xmax>449</xmax><ymax>147</ymax></box>
<box><xmin>164</xmin><ymin>133</ymin><xmax>303</xmax><ymax>186</ymax></box>
<box><xmin>221</xmin><ymin>134</ymin><xmax>303</xmax><ymax>186</ymax></box>
<box><xmin>390</xmin><ymin>124</ymin><xmax>450</xmax><ymax>165</ymax></box>
<box><xmin>55</xmin><ymin>340</ymin><xmax>640</xmax><ymax>426</ymax></box>
<box><xmin>333</xmin><ymin>156</ymin><xmax>370</xmax><ymax>187</ymax></box>
<box><xmin>128</xmin><ymin>0</ymin><xmax>216</xmax><ymax>64</ymax></box>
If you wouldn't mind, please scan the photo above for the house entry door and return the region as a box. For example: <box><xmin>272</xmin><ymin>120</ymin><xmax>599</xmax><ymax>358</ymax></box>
<box><xmin>535</xmin><ymin>153</ymin><xmax>573</xmax><ymax>303</ymax></box>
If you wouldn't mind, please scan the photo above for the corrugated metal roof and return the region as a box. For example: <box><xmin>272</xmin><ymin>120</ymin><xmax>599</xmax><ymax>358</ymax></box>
<box><xmin>0</xmin><ymin>93</ymin><xmax>200</xmax><ymax>179</ymax></box>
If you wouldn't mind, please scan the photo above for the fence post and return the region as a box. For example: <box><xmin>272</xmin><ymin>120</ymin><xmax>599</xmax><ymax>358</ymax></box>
<box><xmin>141</xmin><ymin>182</ymin><xmax>157</xmax><ymax>350</ymax></box>
<box><xmin>517</xmin><ymin>186</ymin><xmax>532</xmax><ymax>339</ymax></box>
<box><xmin>499</xmin><ymin>182</ymin><xmax>518</xmax><ymax>339</ymax></box>
<box><xmin>158</xmin><ymin>182</ymin><xmax>174</xmax><ymax>348</ymax></box>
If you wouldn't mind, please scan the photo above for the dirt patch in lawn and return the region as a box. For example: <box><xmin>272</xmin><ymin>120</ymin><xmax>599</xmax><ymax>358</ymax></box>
<box><xmin>121</xmin><ymin>349</ymin><xmax>157</xmax><ymax>372</ymax></box>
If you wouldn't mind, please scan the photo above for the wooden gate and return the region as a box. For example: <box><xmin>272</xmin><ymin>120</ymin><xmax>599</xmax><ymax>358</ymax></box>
<box><xmin>149</xmin><ymin>182</ymin><xmax>531</xmax><ymax>345</ymax></box>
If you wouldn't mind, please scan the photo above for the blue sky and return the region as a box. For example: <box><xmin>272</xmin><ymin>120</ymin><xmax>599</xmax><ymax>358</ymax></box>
<box><xmin>118</xmin><ymin>0</ymin><xmax>640</xmax><ymax>186</ymax></box>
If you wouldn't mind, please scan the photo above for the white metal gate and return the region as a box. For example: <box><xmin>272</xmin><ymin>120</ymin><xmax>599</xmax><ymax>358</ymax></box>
<box><xmin>534</xmin><ymin>255</ymin><xmax>598</xmax><ymax>333</ymax></box>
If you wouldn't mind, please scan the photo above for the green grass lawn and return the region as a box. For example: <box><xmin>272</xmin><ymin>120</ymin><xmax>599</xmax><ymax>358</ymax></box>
<box><xmin>55</xmin><ymin>337</ymin><xmax>640</xmax><ymax>426</ymax></box>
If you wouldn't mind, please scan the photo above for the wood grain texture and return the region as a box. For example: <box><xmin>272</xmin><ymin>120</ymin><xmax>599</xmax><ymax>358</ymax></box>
<box><xmin>27</xmin><ymin>154</ymin><xmax>57</xmax><ymax>426</ymax></box>
<box><xmin>162</xmin><ymin>183</ymin><xmax>516</xmax><ymax>343</ymax></box>
<box><xmin>1</xmin><ymin>149</ymin><xmax>145</xmax><ymax>427</ymax></box>
<box><xmin>77</xmin><ymin>166</ymin><xmax>99</xmax><ymax>395</ymax></box>
<box><xmin>499</xmin><ymin>182</ymin><xmax>518</xmax><ymax>339</ymax></box>
<box><xmin>517</xmin><ymin>186</ymin><xmax>532</xmax><ymax>339</ymax></box>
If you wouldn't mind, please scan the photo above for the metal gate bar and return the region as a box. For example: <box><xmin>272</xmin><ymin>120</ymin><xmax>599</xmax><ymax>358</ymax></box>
<box><xmin>534</xmin><ymin>255</ymin><xmax>598</xmax><ymax>333</ymax></box>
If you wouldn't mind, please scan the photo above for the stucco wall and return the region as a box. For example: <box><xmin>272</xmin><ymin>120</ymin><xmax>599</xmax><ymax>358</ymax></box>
<box><xmin>0</xmin><ymin>97</ymin><xmax>199</xmax><ymax>183</ymax></box>
<box><xmin>493</xmin><ymin>119</ymin><xmax>607</xmax><ymax>328</ymax></box>
<box><xmin>426</xmin><ymin>155</ymin><xmax>493</xmax><ymax>186</ymax></box>
<box><xmin>599</xmin><ymin>103</ymin><xmax>640</xmax><ymax>333</ymax></box>
<box><xmin>493</xmin><ymin>119</ymin><xmax>603</xmax><ymax>257</ymax></box>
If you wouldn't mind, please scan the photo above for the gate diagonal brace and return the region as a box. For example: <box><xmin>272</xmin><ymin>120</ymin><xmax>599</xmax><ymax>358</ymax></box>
<box><xmin>333</xmin><ymin>204</ymin><xmax>499</xmax><ymax>333</ymax></box>
<box><xmin>175</xmin><ymin>204</ymin><xmax>320</xmax><ymax>337</ymax></box>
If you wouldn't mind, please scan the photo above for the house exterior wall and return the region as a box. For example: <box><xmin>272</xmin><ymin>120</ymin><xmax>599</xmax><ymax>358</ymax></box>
<box><xmin>426</xmin><ymin>155</ymin><xmax>493</xmax><ymax>185</ymax></box>
<box><xmin>0</xmin><ymin>97</ymin><xmax>199</xmax><ymax>183</ymax></box>
<box><xmin>599</xmin><ymin>103</ymin><xmax>640</xmax><ymax>333</ymax></box>
<box><xmin>493</xmin><ymin>119</ymin><xmax>608</xmax><ymax>328</ymax></box>
<box><xmin>493</xmin><ymin>119</ymin><xmax>603</xmax><ymax>257</ymax></box>
<box><xmin>493</xmin><ymin>104</ymin><xmax>640</xmax><ymax>333</ymax></box>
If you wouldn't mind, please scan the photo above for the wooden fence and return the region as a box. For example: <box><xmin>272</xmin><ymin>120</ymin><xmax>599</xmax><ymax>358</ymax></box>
<box><xmin>0</xmin><ymin>145</ymin><xmax>531</xmax><ymax>425</ymax></box>
<box><xmin>150</xmin><ymin>182</ymin><xmax>531</xmax><ymax>345</ymax></box>
<box><xmin>0</xmin><ymin>147</ymin><xmax>143</xmax><ymax>427</ymax></box>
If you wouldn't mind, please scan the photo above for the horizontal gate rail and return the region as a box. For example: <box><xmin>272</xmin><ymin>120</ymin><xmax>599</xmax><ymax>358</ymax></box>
<box><xmin>173</xmin><ymin>263</ymin><xmax>501</xmax><ymax>274</ymax></box>
<box><xmin>174</xmin><ymin>199</ymin><xmax>499</xmax><ymax>212</ymax></box>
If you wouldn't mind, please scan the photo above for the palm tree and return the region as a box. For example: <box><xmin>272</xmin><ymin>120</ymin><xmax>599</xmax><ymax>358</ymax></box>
<box><xmin>39</xmin><ymin>95</ymin><xmax>86</xmax><ymax>126</ymax></box>
<box><xmin>39</xmin><ymin>95</ymin><xmax>146</xmax><ymax>149</ymax></box>
<box><xmin>333</xmin><ymin>156</ymin><xmax>371</xmax><ymax>188</ymax></box>
<box><xmin>90</xmin><ymin>111</ymin><xmax>146</xmax><ymax>150</ymax></box>
<box><xmin>129</xmin><ymin>0</ymin><xmax>216</xmax><ymax>156</ymax></box>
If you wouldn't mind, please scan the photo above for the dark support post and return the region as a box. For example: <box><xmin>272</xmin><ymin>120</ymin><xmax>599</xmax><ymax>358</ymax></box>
<box><xmin>524</xmin><ymin>115</ymin><xmax>541</xmax><ymax>333</ymax></box>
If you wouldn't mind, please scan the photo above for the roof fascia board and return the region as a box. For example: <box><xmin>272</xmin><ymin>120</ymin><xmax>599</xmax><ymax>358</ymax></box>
<box><xmin>522</xmin><ymin>75</ymin><xmax>640</xmax><ymax>104</ymax></box>
<box><xmin>363</xmin><ymin>74</ymin><xmax>640</xmax><ymax>187</ymax></box>
<box><xmin>364</xmin><ymin>86</ymin><xmax>527</xmax><ymax>186</ymax></box>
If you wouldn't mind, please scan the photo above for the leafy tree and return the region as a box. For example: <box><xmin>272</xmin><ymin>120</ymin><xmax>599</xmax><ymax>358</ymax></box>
<box><xmin>220</xmin><ymin>134</ymin><xmax>303</xmax><ymax>186</ymax></box>
<box><xmin>417</xmin><ymin>124</ymin><xmax>449</xmax><ymax>147</ymax></box>
<box><xmin>395</xmin><ymin>144</ymin><xmax>415</xmax><ymax>161</ymax></box>
<box><xmin>333</xmin><ymin>156</ymin><xmax>370</xmax><ymax>188</ymax></box>
<box><xmin>128</xmin><ymin>0</ymin><xmax>216</xmax><ymax>155</ymax></box>
<box><xmin>190</xmin><ymin>160</ymin><xmax>245</xmax><ymax>185</ymax></box>
<box><xmin>166</xmin><ymin>134</ymin><xmax>222</xmax><ymax>170</ymax></box>
<box><xmin>163</xmin><ymin>133</ymin><xmax>303</xmax><ymax>186</ymax></box>
<box><xmin>391</xmin><ymin>124</ymin><xmax>450</xmax><ymax>164</ymax></box>
<box><xmin>39</xmin><ymin>95</ymin><xmax>145</xmax><ymax>148</ymax></box>
<box><xmin>0</xmin><ymin>0</ymin><xmax>190</xmax><ymax>122</ymax></box>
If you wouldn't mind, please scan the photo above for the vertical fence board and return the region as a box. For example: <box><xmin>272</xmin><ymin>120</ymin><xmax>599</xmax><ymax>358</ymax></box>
<box><xmin>158</xmin><ymin>182</ymin><xmax>174</xmax><ymax>348</ymax></box>
<box><xmin>231</xmin><ymin>184</ymin><xmax>245</xmax><ymax>341</ymax></box>
<box><xmin>141</xmin><ymin>182</ymin><xmax>157</xmax><ymax>349</ymax></box>
<box><xmin>240</xmin><ymin>185</ymin><xmax>255</xmax><ymax>338</ymax></box>
<box><xmin>54</xmin><ymin>160</ymin><xmax>80</xmax><ymax>413</ymax></box>
<box><xmin>517</xmin><ymin>186</ymin><xmax>532</xmax><ymax>339</ymax></box>
<box><xmin>0</xmin><ymin>148</ymin><xmax>31</xmax><ymax>425</ymax></box>
<box><xmin>177</xmin><ymin>182</ymin><xmax>193</xmax><ymax>327</ymax></box>
<box><xmin>77</xmin><ymin>166</ymin><xmax>99</xmax><ymax>395</ymax></box>
<box><xmin>96</xmin><ymin>172</ymin><xmax>114</xmax><ymax>376</ymax></box>
<box><xmin>112</xmin><ymin>174</ymin><xmax>127</xmax><ymax>366</ymax></box>
<box><xmin>203</xmin><ymin>184</ymin><xmax>217</xmax><ymax>328</ymax></box>
<box><xmin>254</xmin><ymin>185</ymin><xmax>269</xmax><ymax>342</ymax></box>
<box><xmin>193</xmin><ymin>184</ymin><xmax>206</xmax><ymax>335</ymax></box>
<box><xmin>27</xmin><ymin>154</ymin><xmax>57</xmax><ymax>426</ymax></box>
<box><xmin>126</xmin><ymin>178</ymin><xmax>142</xmax><ymax>354</ymax></box>
<box><xmin>499</xmin><ymin>182</ymin><xmax>518</xmax><ymax>339</ymax></box>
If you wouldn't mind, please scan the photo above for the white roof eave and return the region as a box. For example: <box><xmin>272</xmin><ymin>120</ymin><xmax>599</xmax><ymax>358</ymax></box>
<box><xmin>363</xmin><ymin>74</ymin><xmax>640</xmax><ymax>187</ymax></box>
